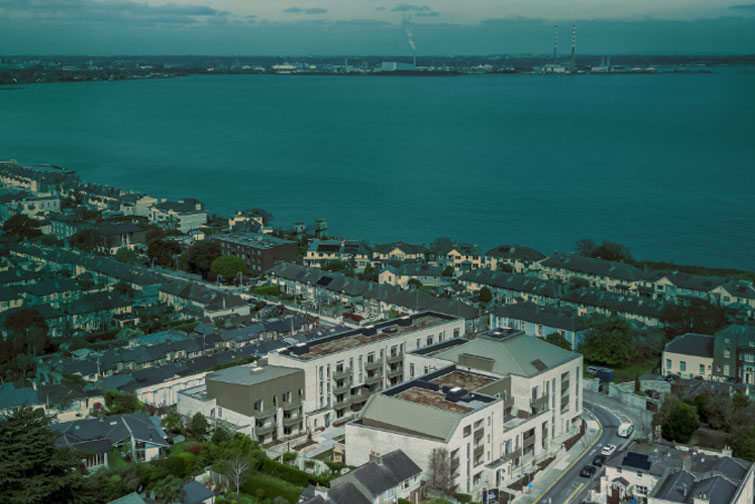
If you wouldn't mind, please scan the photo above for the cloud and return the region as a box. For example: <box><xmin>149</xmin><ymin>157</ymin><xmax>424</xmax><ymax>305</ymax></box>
<box><xmin>0</xmin><ymin>0</ymin><xmax>227</xmax><ymax>25</ymax></box>
<box><xmin>391</xmin><ymin>4</ymin><xmax>435</xmax><ymax>13</ymax></box>
<box><xmin>415</xmin><ymin>11</ymin><xmax>439</xmax><ymax>17</ymax></box>
<box><xmin>729</xmin><ymin>3</ymin><xmax>755</xmax><ymax>10</ymax></box>
<box><xmin>283</xmin><ymin>7</ymin><xmax>328</xmax><ymax>15</ymax></box>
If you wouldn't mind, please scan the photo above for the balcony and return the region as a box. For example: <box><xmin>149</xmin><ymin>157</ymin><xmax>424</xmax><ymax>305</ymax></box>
<box><xmin>333</xmin><ymin>380</ymin><xmax>350</xmax><ymax>394</ymax></box>
<box><xmin>386</xmin><ymin>366</ymin><xmax>403</xmax><ymax>379</ymax></box>
<box><xmin>365</xmin><ymin>359</ymin><xmax>383</xmax><ymax>372</ymax></box>
<box><xmin>450</xmin><ymin>457</ymin><xmax>460</xmax><ymax>475</ymax></box>
<box><xmin>501</xmin><ymin>448</ymin><xmax>522</xmax><ymax>463</ymax></box>
<box><xmin>282</xmin><ymin>414</ymin><xmax>301</xmax><ymax>427</ymax></box>
<box><xmin>255</xmin><ymin>422</ymin><xmax>276</xmax><ymax>436</ymax></box>
<box><xmin>334</xmin><ymin>395</ymin><xmax>351</xmax><ymax>409</ymax></box>
<box><xmin>256</xmin><ymin>409</ymin><xmax>277</xmax><ymax>419</ymax></box>
<box><xmin>561</xmin><ymin>395</ymin><xmax>570</xmax><ymax>408</ymax></box>
<box><xmin>333</xmin><ymin>368</ymin><xmax>351</xmax><ymax>381</ymax></box>
<box><xmin>474</xmin><ymin>428</ymin><xmax>484</xmax><ymax>442</ymax></box>
<box><xmin>523</xmin><ymin>435</ymin><xmax>536</xmax><ymax>449</ymax></box>
<box><xmin>386</xmin><ymin>352</ymin><xmax>403</xmax><ymax>365</ymax></box>
<box><xmin>365</xmin><ymin>372</ymin><xmax>383</xmax><ymax>385</ymax></box>
<box><xmin>282</xmin><ymin>401</ymin><xmax>301</xmax><ymax>412</ymax></box>
<box><xmin>530</xmin><ymin>395</ymin><xmax>549</xmax><ymax>412</ymax></box>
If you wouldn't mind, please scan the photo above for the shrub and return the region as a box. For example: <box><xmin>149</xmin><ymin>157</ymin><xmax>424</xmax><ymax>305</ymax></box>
<box><xmin>241</xmin><ymin>474</ymin><xmax>301</xmax><ymax>504</ymax></box>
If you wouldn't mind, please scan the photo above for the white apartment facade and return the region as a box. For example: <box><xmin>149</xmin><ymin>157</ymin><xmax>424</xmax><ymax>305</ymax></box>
<box><xmin>267</xmin><ymin>312</ymin><xmax>466</xmax><ymax>430</ymax></box>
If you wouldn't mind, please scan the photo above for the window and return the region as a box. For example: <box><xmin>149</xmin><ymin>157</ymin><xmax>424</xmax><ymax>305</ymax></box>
<box><xmin>253</xmin><ymin>400</ymin><xmax>263</xmax><ymax>411</ymax></box>
<box><xmin>426</xmin><ymin>335</ymin><xmax>433</xmax><ymax>346</ymax></box>
<box><xmin>699</xmin><ymin>364</ymin><xmax>705</xmax><ymax>373</ymax></box>
<box><xmin>680</xmin><ymin>361</ymin><xmax>686</xmax><ymax>372</ymax></box>
<box><xmin>666</xmin><ymin>359</ymin><xmax>672</xmax><ymax>369</ymax></box>
<box><xmin>218</xmin><ymin>407</ymin><xmax>223</xmax><ymax>417</ymax></box>
<box><xmin>454</xmin><ymin>328</ymin><xmax>460</xmax><ymax>338</ymax></box>
<box><xmin>410</xmin><ymin>363</ymin><xmax>415</xmax><ymax>378</ymax></box>
<box><xmin>536</xmin><ymin>325</ymin><xmax>543</xmax><ymax>337</ymax></box>
<box><xmin>464</xmin><ymin>425</ymin><xmax>471</xmax><ymax>437</ymax></box>
<box><xmin>724</xmin><ymin>349</ymin><xmax>731</xmax><ymax>358</ymax></box>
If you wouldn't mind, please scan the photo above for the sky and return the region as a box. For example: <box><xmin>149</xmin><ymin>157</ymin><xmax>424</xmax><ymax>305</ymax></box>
<box><xmin>0</xmin><ymin>0</ymin><xmax>754</xmax><ymax>55</ymax></box>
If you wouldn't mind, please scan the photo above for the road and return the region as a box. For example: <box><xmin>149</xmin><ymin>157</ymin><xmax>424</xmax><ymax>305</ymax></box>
<box><xmin>535</xmin><ymin>402</ymin><xmax>627</xmax><ymax>504</ymax></box>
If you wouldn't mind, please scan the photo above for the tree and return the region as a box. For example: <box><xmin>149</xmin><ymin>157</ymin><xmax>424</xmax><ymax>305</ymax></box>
<box><xmin>2</xmin><ymin>308</ymin><xmax>49</xmax><ymax>377</ymax></box>
<box><xmin>579</xmin><ymin>315</ymin><xmax>635</xmax><ymax>367</ymax></box>
<box><xmin>147</xmin><ymin>239</ymin><xmax>182</xmax><ymax>267</ymax></box>
<box><xmin>211</xmin><ymin>255</ymin><xmax>249</xmax><ymax>282</ymax></box>
<box><xmin>104</xmin><ymin>390</ymin><xmax>143</xmax><ymax>415</ymax></box>
<box><xmin>656</xmin><ymin>397</ymin><xmax>700</xmax><ymax>443</ymax></box>
<box><xmin>114</xmin><ymin>247</ymin><xmax>138</xmax><ymax>264</ymax></box>
<box><xmin>152</xmin><ymin>475</ymin><xmax>182</xmax><ymax>504</ymax></box>
<box><xmin>660</xmin><ymin>298</ymin><xmax>726</xmax><ymax>338</ymax></box>
<box><xmin>478</xmin><ymin>286</ymin><xmax>492</xmax><ymax>303</ymax></box>
<box><xmin>179</xmin><ymin>240</ymin><xmax>221</xmax><ymax>278</ymax></box>
<box><xmin>161</xmin><ymin>408</ymin><xmax>183</xmax><ymax>434</ymax></box>
<box><xmin>575</xmin><ymin>238</ymin><xmax>596</xmax><ymax>257</ymax></box>
<box><xmin>545</xmin><ymin>332</ymin><xmax>572</xmax><ymax>351</ymax></box>
<box><xmin>71</xmin><ymin>228</ymin><xmax>105</xmax><ymax>252</ymax></box>
<box><xmin>249</xmin><ymin>208</ymin><xmax>273</xmax><ymax>225</ymax></box>
<box><xmin>221</xmin><ymin>455</ymin><xmax>250</xmax><ymax>494</ymax></box>
<box><xmin>191</xmin><ymin>412</ymin><xmax>208</xmax><ymax>439</ymax></box>
<box><xmin>0</xmin><ymin>407</ymin><xmax>89</xmax><ymax>504</ymax></box>
<box><xmin>1</xmin><ymin>214</ymin><xmax>42</xmax><ymax>241</ymax></box>
<box><xmin>427</xmin><ymin>448</ymin><xmax>455</xmax><ymax>497</ymax></box>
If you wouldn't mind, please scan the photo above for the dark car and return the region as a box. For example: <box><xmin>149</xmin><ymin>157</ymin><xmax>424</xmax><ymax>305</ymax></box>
<box><xmin>664</xmin><ymin>374</ymin><xmax>677</xmax><ymax>382</ymax></box>
<box><xmin>592</xmin><ymin>454</ymin><xmax>607</xmax><ymax>467</ymax></box>
<box><xmin>580</xmin><ymin>465</ymin><xmax>597</xmax><ymax>478</ymax></box>
<box><xmin>646</xmin><ymin>389</ymin><xmax>660</xmax><ymax>399</ymax></box>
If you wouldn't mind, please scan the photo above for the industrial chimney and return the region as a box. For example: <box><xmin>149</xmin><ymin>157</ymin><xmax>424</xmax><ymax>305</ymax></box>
<box><xmin>570</xmin><ymin>24</ymin><xmax>576</xmax><ymax>70</ymax></box>
<box><xmin>552</xmin><ymin>25</ymin><xmax>558</xmax><ymax>63</ymax></box>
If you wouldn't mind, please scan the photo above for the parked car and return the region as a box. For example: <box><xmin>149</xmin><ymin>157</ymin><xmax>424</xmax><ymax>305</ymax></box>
<box><xmin>664</xmin><ymin>374</ymin><xmax>677</xmax><ymax>382</ymax></box>
<box><xmin>580</xmin><ymin>465</ymin><xmax>597</xmax><ymax>478</ymax></box>
<box><xmin>601</xmin><ymin>444</ymin><xmax>617</xmax><ymax>456</ymax></box>
<box><xmin>592</xmin><ymin>454</ymin><xmax>607</xmax><ymax>467</ymax></box>
<box><xmin>646</xmin><ymin>389</ymin><xmax>660</xmax><ymax>399</ymax></box>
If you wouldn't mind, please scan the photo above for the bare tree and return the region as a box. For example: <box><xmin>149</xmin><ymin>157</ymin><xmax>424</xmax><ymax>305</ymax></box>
<box><xmin>427</xmin><ymin>448</ymin><xmax>455</xmax><ymax>496</ymax></box>
<box><xmin>224</xmin><ymin>455</ymin><xmax>251</xmax><ymax>494</ymax></box>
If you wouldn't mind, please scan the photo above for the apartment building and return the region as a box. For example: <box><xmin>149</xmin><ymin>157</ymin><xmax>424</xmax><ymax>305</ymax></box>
<box><xmin>177</xmin><ymin>364</ymin><xmax>305</xmax><ymax>444</ymax></box>
<box><xmin>347</xmin><ymin>330</ymin><xmax>583</xmax><ymax>498</ymax></box>
<box><xmin>215</xmin><ymin>232</ymin><xmax>297</xmax><ymax>274</ymax></box>
<box><xmin>267</xmin><ymin>312</ymin><xmax>466</xmax><ymax>430</ymax></box>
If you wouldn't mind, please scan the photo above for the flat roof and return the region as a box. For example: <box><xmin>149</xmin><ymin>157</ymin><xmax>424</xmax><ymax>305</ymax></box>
<box><xmin>396</xmin><ymin>386</ymin><xmax>473</xmax><ymax>414</ymax></box>
<box><xmin>430</xmin><ymin>369</ymin><xmax>496</xmax><ymax>390</ymax></box>
<box><xmin>207</xmin><ymin>364</ymin><xmax>302</xmax><ymax>386</ymax></box>
<box><xmin>279</xmin><ymin>312</ymin><xmax>457</xmax><ymax>361</ymax></box>
<box><xmin>216</xmin><ymin>232</ymin><xmax>295</xmax><ymax>249</ymax></box>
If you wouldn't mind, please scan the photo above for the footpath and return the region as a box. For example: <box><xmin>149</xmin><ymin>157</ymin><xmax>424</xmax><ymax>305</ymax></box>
<box><xmin>515</xmin><ymin>410</ymin><xmax>603</xmax><ymax>504</ymax></box>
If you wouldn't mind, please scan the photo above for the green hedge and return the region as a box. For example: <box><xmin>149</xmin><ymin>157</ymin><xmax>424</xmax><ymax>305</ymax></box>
<box><xmin>253</xmin><ymin>285</ymin><xmax>280</xmax><ymax>296</ymax></box>
<box><xmin>241</xmin><ymin>473</ymin><xmax>301</xmax><ymax>503</ymax></box>
<box><xmin>259</xmin><ymin>458</ymin><xmax>331</xmax><ymax>487</ymax></box>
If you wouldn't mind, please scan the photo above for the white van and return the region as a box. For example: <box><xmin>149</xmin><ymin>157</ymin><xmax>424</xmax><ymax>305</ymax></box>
<box><xmin>617</xmin><ymin>422</ymin><xmax>634</xmax><ymax>438</ymax></box>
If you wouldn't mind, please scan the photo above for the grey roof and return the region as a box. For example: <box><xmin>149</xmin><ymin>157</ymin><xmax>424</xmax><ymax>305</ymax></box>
<box><xmin>722</xmin><ymin>280</ymin><xmax>755</xmax><ymax>300</ymax></box>
<box><xmin>431</xmin><ymin>331</ymin><xmax>579</xmax><ymax>378</ymax></box>
<box><xmin>643</xmin><ymin>270</ymin><xmax>727</xmax><ymax>292</ymax></box>
<box><xmin>485</xmin><ymin>245</ymin><xmax>545</xmax><ymax>262</ymax></box>
<box><xmin>397</xmin><ymin>263</ymin><xmax>442</xmax><ymax>277</ymax></box>
<box><xmin>327</xmin><ymin>482</ymin><xmax>371</xmax><ymax>504</ymax></box>
<box><xmin>541</xmin><ymin>253</ymin><xmax>642</xmax><ymax>282</ymax></box>
<box><xmin>181</xmin><ymin>480</ymin><xmax>215</xmax><ymax>504</ymax></box>
<box><xmin>215</xmin><ymin>232</ymin><xmax>294</xmax><ymax>249</ymax></box>
<box><xmin>99</xmin><ymin>222</ymin><xmax>144</xmax><ymax>236</ymax></box>
<box><xmin>52</xmin><ymin>412</ymin><xmax>169</xmax><ymax>453</ymax></box>
<box><xmin>374</xmin><ymin>241</ymin><xmax>427</xmax><ymax>255</ymax></box>
<box><xmin>562</xmin><ymin>288</ymin><xmax>665</xmax><ymax>319</ymax></box>
<box><xmin>332</xmin><ymin>450</ymin><xmax>419</xmax><ymax>499</ymax></box>
<box><xmin>459</xmin><ymin>269</ymin><xmax>562</xmax><ymax>299</ymax></box>
<box><xmin>108</xmin><ymin>492</ymin><xmax>150</xmax><ymax>504</ymax></box>
<box><xmin>206</xmin><ymin>365</ymin><xmax>302</xmax><ymax>386</ymax></box>
<box><xmin>0</xmin><ymin>382</ymin><xmax>37</xmax><ymax>410</ymax></box>
<box><xmin>17</xmin><ymin>277</ymin><xmax>82</xmax><ymax>297</ymax></box>
<box><xmin>492</xmin><ymin>302</ymin><xmax>587</xmax><ymax>332</ymax></box>
<box><xmin>154</xmin><ymin>199</ymin><xmax>204</xmax><ymax>214</ymax></box>
<box><xmin>665</xmin><ymin>333</ymin><xmax>714</xmax><ymax>358</ymax></box>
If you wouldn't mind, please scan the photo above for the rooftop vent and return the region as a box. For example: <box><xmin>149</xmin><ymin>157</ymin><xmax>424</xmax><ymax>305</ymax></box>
<box><xmin>363</xmin><ymin>325</ymin><xmax>377</xmax><ymax>336</ymax></box>
<box><xmin>446</xmin><ymin>387</ymin><xmax>467</xmax><ymax>402</ymax></box>
<box><xmin>398</xmin><ymin>316</ymin><xmax>412</xmax><ymax>327</ymax></box>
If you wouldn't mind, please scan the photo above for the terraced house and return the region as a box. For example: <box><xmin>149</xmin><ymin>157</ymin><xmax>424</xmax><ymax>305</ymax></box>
<box><xmin>483</xmin><ymin>245</ymin><xmax>546</xmax><ymax>274</ymax></box>
<box><xmin>372</xmin><ymin>241</ymin><xmax>428</xmax><ymax>262</ymax></box>
<box><xmin>537</xmin><ymin>253</ymin><xmax>643</xmax><ymax>294</ymax></box>
<box><xmin>459</xmin><ymin>269</ymin><xmax>563</xmax><ymax>306</ymax></box>
<box><xmin>347</xmin><ymin>329</ymin><xmax>583</xmax><ymax>498</ymax></box>
<box><xmin>267</xmin><ymin>312</ymin><xmax>466</xmax><ymax>429</ymax></box>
